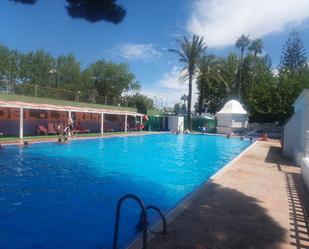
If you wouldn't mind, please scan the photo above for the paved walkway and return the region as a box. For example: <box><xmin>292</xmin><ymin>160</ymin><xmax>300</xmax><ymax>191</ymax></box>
<box><xmin>148</xmin><ymin>140</ymin><xmax>309</xmax><ymax>249</ymax></box>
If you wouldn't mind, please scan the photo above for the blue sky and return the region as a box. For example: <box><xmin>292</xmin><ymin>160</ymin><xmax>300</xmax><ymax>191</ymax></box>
<box><xmin>1</xmin><ymin>0</ymin><xmax>309</xmax><ymax>107</ymax></box>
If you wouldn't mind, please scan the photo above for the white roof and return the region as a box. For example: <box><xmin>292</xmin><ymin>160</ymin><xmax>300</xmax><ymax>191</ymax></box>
<box><xmin>0</xmin><ymin>100</ymin><xmax>143</xmax><ymax>116</ymax></box>
<box><xmin>216</xmin><ymin>99</ymin><xmax>247</xmax><ymax>114</ymax></box>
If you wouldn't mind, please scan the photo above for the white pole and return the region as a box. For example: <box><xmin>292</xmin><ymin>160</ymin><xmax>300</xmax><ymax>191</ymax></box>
<box><xmin>306</xmin><ymin>130</ymin><xmax>309</xmax><ymax>158</ymax></box>
<box><xmin>124</xmin><ymin>114</ymin><xmax>128</xmax><ymax>133</ymax></box>
<box><xmin>140</xmin><ymin>115</ymin><xmax>143</xmax><ymax>131</ymax></box>
<box><xmin>101</xmin><ymin>113</ymin><xmax>104</xmax><ymax>135</ymax></box>
<box><xmin>68</xmin><ymin>110</ymin><xmax>72</xmax><ymax>122</ymax></box>
<box><xmin>68</xmin><ymin>110</ymin><xmax>72</xmax><ymax>137</ymax></box>
<box><xmin>19</xmin><ymin>107</ymin><xmax>24</xmax><ymax>139</ymax></box>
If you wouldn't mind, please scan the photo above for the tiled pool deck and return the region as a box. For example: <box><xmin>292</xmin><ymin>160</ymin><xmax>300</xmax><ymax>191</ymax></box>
<box><xmin>148</xmin><ymin>140</ymin><xmax>309</xmax><ymax>249</ymax></box>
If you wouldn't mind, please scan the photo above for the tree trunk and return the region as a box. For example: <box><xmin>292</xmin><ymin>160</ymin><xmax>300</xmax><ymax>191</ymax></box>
<box><xmin>198</xmin><ymin>83</ymin><xmax>203</xmax><ymax>116</ymax></box>
<box><xmin>238</xmin><ymin>48</ymin><xmax>244</xmax><ymax>99</ymax></box>
<box><xmin>188</xmin><ymin>73</ymin><xmax>192</xmax><ymax>130</ymax></box>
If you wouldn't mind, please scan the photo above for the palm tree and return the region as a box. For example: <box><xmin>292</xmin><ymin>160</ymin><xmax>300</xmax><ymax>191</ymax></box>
<box><xmin>248</xmin><ymin>38</ymin><xmax>264</xmax><ymax>95</ymax></box>
<box><xmin>218</xmin><ymin>53</ymin><xmax>238</xmax><ymax>97</ymax></box>
<box><xmin>180</xmin><ymin>94</ymin><xmax>188</xmax><ymax>105</ymax></box>
<box><xmin>235</xmin><ymin>34</ymin><xmax>250</xmax><ymax>98</ymax></box>
<box><xmin>197</xmin><ymin>54</ymin><xmax>220</xmax><ymax>115</ymax></box>
<box><xmin>169</xmin><ymin>35</ymin><xmax>206</xmax><ymax>130</ymax></box>
<box><xmin>248</xmin><ymin>38</ymin><xmax>264</xmax><ymax>58</ymax></box>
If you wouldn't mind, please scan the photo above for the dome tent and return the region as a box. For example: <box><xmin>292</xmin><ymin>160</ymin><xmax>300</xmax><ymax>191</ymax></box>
<box><xmin>216</xmin><ymin>99</ymin><xmax>248</xmax><ymax>134</ymax></box>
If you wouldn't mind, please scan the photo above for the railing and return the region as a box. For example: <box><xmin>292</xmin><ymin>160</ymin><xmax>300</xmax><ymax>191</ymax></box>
<box><xmin>112</xmin><ymin>194</ymin><xmax>168</xmax><ymax>249</ymax></box>
<box><xmin>0</xmin><ymin>82</ymin><xmax>135</xmax><ymax>108</ymax></box>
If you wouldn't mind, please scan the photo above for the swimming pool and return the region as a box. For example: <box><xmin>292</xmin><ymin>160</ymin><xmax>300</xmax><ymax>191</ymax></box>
<box><xmin>0</xmin><ymin>134</ymin><xmax>250</xmax><ymax>249</ymax></box>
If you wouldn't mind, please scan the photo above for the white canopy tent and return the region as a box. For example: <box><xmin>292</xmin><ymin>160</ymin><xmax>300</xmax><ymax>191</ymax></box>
<box><xmin>216</xmin><ymin>99</ymin><xmax>248</xmax><ymax>134</ymax></box>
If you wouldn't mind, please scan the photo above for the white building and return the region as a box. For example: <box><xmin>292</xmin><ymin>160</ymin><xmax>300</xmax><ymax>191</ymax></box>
<box><xmin>216</xmin><ymin>99</ymin><xmax>248</xmax><ymax>134</ymax></box>
<box><xmin>168</xmin><ymin>116</ymin><xmax>184</xmax><ymax>132</ymax></box>
<box><xmin>283</xmin><ymin>89</ymin><xmax>309</xmax><ymax>190</ymax></box>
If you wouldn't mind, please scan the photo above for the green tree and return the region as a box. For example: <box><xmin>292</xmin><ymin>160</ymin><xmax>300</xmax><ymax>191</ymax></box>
<box><xmin>248</xmin><ymin>38</ymin><xmax>264</xmax><ymax>58</ymax></box>
<box><xmin>10</xmin><ymin>0</ymin><xmax>126</xmax><ymax>24</ymax></box>
<box><xmin>84</xmin><ymin>60</ymin><xmax>140</xmax><ymax>99</ymax></box>
<box><xmin>180</xmin><ymin>94</ymin><xmax>188</xmax><ymax>105</ymax></box>
<box><xmin>235</xmin><ymin>34</ymin><xmax>250</xmax><ymax>98</ymax></box>
<box><xmin>0</xmin><ymin>45</ymin><xmax>22</xmax><ymax>90</ymax></box>
<box><xmin>169</xmin><ymin>35</ymin><xmax>206</xmax><ymax>130</ymax></box>
<box><xmin>180</xmin><ymin>103</ymin><xmax>187</xmax><ymax>115</ymax></box>
<box><xmin>56</xmin><ymin>54</ymin><xmax>82</xmax><ymax>91</ymax></box>
<box><xmin>173</xmin><ymin>103</ymin><xmax>181</xmax><ymax>115</ymax></box>
<box><xmin>126</xmin><ymin>93</ymin><xmax>154</xmax><ymax>114</ymax></box>
<box><xmin>19</xmin><ymin>49</ymin><xmax>56</xmax><ymax>86</ymax></box>
<box><xmin>248</xmin><ymin>77</ymin><xmax>280</xmax><ymax>122</ymax></box>
<box><xmin>248</xmin><ymin>38</ymin><xmax>264</xmax><ymax>97</ymax></box>
<box><xmin>196</xmin><ymin>54</ymin><xmax>221</xmax><ymax>115</ymax></box>
<box><xmin>279</xmin><ymin>31</ymin><xmax>307</xmax><ymax>73</ymax></box>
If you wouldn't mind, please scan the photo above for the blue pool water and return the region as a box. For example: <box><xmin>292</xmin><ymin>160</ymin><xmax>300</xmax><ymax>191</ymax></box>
<box><xmin>0</xmin><ymin>134</ymin><xmax>250</xmax><ymax>249</ymax></box>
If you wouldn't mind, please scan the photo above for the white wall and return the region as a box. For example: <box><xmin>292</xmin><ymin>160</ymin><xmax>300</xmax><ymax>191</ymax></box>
<box><xmin>283</xmin><ymin>111</ymin><xmax>300</xmax><ymax>158</ymax></box>
<box><xmin>283</xmin><ymin>89</ymin><xmax>309</xmax><ymax>190</ymax></box>
<box><xmin>168</xmin><ymin>116</ymin><xmax>184</xmax><ymax>132</ymax></box>
<box><xmin>216</xmin><ymin>113</ymin><xmax>248</xmax><ymax>134</ymax></box>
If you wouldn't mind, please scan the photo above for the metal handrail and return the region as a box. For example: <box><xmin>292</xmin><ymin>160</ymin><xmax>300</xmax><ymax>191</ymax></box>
<box><xmin>112</xmin><ymin>194</ymin><xmax>148</xmax><ymax>249</ymax></box>
<box><xmin>146</xmin><ymin>205</ymin><xmax>168</xmax><ymax>235</ymax></box>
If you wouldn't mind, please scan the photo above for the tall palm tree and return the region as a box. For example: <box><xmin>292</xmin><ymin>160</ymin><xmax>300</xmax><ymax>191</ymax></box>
<box><xmin>169</xmin><ymin>35</ymin><xmax>206</xmax><ymax>130</ymax></box>
<box><xmin>180</xmin><ymin>94</ymin><xmax>188</xmax><ymax>105</ymax></box>
<box><xmin>248</xmin><ymin>38</ymin><xmax>264</xmax><ymax>95</ymax></box>
<box><xmin>197</xmin><ymin>54</ymin><xmax>220</xmax><ymax>115</ymax></box>
<box><xmin>248</xmin><ymin>38</ymin><xmax>264</xmax><ymax>58</ymax></box>
<box><xmin>235</xmin><ymin>34</ymin><xmax>250</xmax><ymax>98</ymax></box>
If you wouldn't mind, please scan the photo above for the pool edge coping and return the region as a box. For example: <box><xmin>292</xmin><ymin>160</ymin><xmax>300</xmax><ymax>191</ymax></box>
<box><xmin>126</xmin><ymin>140</ymin><xmax>258</xmax><ymax>249</ymax></box>
<box><xmin>0</xmin><ymin>132</ymin><xmax>165</xmax><ymax>146</ymax></box>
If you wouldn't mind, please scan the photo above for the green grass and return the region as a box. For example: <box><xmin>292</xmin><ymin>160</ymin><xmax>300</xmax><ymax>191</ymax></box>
<box><xmin>0</xmin><ymin>93</ymin><xmax>137</xmax><ymax>112</ymax></box>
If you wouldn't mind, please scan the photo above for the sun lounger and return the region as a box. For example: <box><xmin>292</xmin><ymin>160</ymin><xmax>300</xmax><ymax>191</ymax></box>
<box><xmin>37</xmin><ymin>124</ymin><xmax>56</xmax><ymax>135</ymax></box>
<box><xmin>47</xmin><ymin>123</ymin><xmax>57</xmax><ymax>135</ymax></box>
<box><xmin>37</xmin><ymin>125</ymin><xmax>48</xmax><ymax>135</ymax></box>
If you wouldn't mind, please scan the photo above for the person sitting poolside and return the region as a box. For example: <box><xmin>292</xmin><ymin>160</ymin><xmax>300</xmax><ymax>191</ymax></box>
<box><xmin>259</xmin><ymin>132</ymin><xmax>268</xmax><ymax>141</ymax></box>
<box><xmin>76</xmin><ymin>122</ymin><xmax>90</xmax><ymax>134</ymax></box>
<box><xmin>184</xmin><ymin>129</ymin><xmax>191</xmax><ymax>134</ymax></box>
<box><xmin>199</xmin><ymin>126</ymin><xmax>207</xmax><ymax>134</ymax></box>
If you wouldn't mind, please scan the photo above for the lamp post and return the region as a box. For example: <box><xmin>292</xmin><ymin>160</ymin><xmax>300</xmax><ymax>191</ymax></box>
<box><xmin>154</xmin><ymin>96</ymin><xmax>157</xmax><ymax>109</ymax></box>
<box><xmin>49</xmin><ymin>69</ymin><xmax>60</xmax><ymax>92</ymax></box>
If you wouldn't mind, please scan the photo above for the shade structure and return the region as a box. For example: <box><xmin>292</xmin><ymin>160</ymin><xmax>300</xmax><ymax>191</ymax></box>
<box><xmin>216</xmin><ymin>99</ymin><xmax>248</xmax><ymax>134</ymax></box>
<box><xmin>0</xmin><ymin>100</ymin><xmax>144</xmax><ymax>138</ymax></box>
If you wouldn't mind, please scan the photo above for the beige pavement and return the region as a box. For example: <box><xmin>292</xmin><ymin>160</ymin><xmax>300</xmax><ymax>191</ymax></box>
<box><xmin>148</xmin><ymin>140</ymin><xmax>309</xmax><ymax>249</ymax></box>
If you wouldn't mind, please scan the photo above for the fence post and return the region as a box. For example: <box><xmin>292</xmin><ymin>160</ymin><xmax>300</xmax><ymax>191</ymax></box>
<box><xmin>75</xmin><ymin>91</ymin><xmax>80</xmax><ymax>102</ymax></box>
<box><xmin>35</xmin><ymin>84</ymin><xmax>38</xmax><ymax>98</ymax></box>
<box><xmin>105</xmin><ymin>96</ymin><xmax>107</xmax><ymax>105</ymax></box>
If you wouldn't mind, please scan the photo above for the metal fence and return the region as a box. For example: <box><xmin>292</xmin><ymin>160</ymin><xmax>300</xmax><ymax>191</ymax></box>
<box><xmin>248</xmin><ymin>122</ymin><xmax>282</xmax><ymax>139</ymax></box>
<box><xmin>0</xmin><ymin>82</ymin><xmax>135</xmax><ymax>108</ymax></box>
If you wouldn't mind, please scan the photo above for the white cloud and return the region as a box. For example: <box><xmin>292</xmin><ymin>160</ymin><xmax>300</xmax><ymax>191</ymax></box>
<box><xmin>118</xmin><ymin>43</ymin><xmax>162</xmax><ymax>61</ymax></box>
<box><xmin>141</xmin><ymin>66</ymin><xmax>198</xmax><ymax>108</ymax></box>
<box><xmin>187</xmin><ymin>0</ymin><xmax>309</xmax><ymax>48</ymax></box>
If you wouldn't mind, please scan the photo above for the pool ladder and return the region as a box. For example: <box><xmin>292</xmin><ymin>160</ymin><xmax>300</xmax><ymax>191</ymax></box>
<box><xmin>112</xmin><ymin>194</ymin><xmax>168</xmax><ymax>249</ymax></box>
